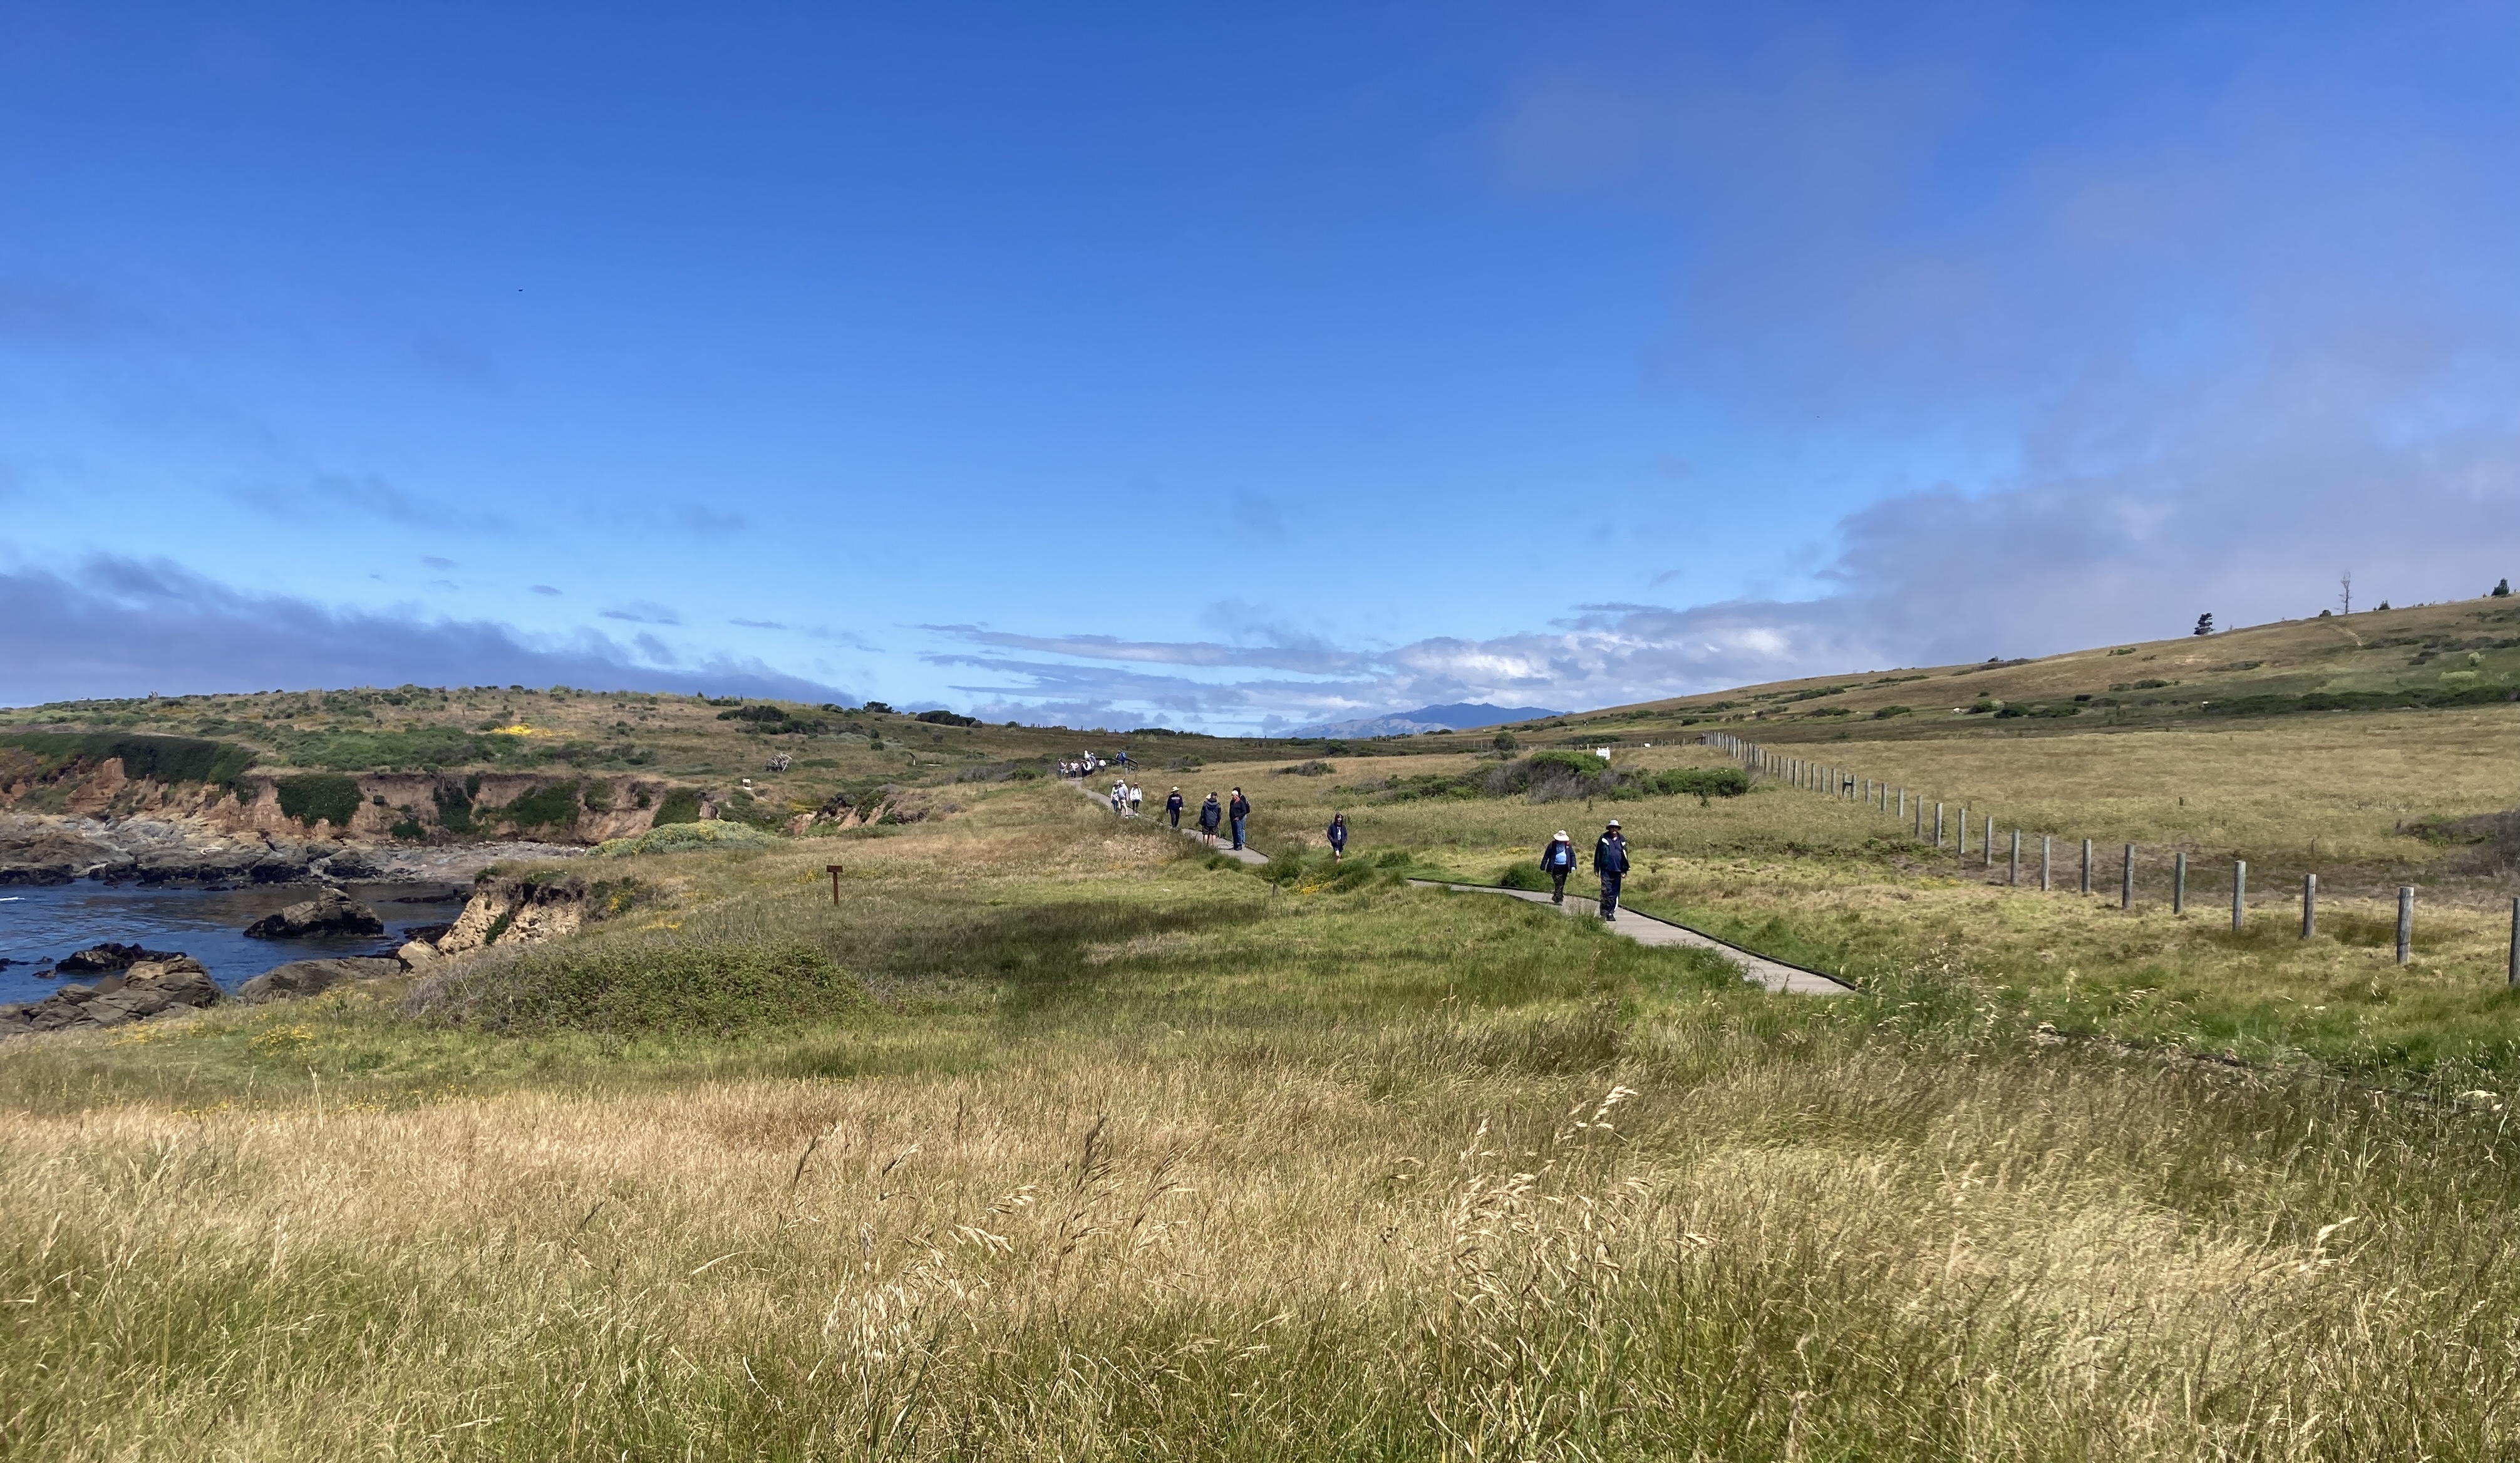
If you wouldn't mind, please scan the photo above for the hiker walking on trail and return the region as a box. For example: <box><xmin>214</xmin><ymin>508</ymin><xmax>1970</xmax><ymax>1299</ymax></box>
<box><xmin>1327</xmin><ymin>813</ymin><xmax>1348</xmax><ymax>862</ymax></box>
<box><xmin>1228</xmin><ymin>788</ymin><xmax>1250</xmax><ymax>850</ymax></box>
<box><xmin>1111</xmin><ymin>780</ymin><xmax>1126</xmax><ymax>814</ymax></box>
<box><xmin>1128</xmin><ymin>783</ymin><xmax>1144</xmax><ymax>817</ymax></box>
<box><xmin>1593</xmin><ymin>819</ymin><xmax>1629</xmax><ymax>921</ymax></box>
<box><xmin>1166</xmin><ymin>787</ymin><xmax>1185</xmax><ymax>829</ymax></box>
<box><xmin>1199</xmin><ymin>792</ymin><xmax>1222</xmax><ymax>845</ymax></box>
<box><xmin>1542</xmin><ymin>830</ymin><xmax>1576</xmax><ymax>904</ymax></box>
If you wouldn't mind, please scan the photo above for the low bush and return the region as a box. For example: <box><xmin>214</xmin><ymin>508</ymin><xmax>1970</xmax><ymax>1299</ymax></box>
<box><xmin>1497</xmin><ymin>861</ymin><xmax>1552</xmax><ymax>891</ymax></box>
<box><xmin>594</xmin><ymin>820</ymin><xmax>779</xmax><ymax>857</ymax></box>
<box><xmin>275</xmin><ymin>773</ymin><xmax>362</xmax><ymax>829</ymax></box>
<box><xmin>419</xmin><ymin>938</ymin><xmax>869</xmax><ymax>1035</ymax></box>
<box><xmin>498</xmin><ymin>779</ymin><xmax>584</xmax><ymax>832</ymax></box>
<box><xmin>651</xmin><ymin>787</ymin><xmax>704</xmax><ymax>824</ymax></box>
<box><xmin>0</xmin><ymin>732</ymin><xmax>254</xmax><ymax>788</ymax></box>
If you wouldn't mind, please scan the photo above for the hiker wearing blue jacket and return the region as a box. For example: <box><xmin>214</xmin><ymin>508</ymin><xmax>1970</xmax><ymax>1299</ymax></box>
<box><xmin>1166</xmin><ymin>788</ymin><xmax>1185</xmax><ymax>829</ymax></box>
<box><xmin>1541</xmin><ymin>830</ymin><xmax>1576</xmax><ymax>904</ymax></box>
<box><xmin>1592</xmin><ymin>819</ymin><xmax>1629</xmax><ymax>921</ymax></box>
<box><xmin>1327</xmin><ymin>813</ymin><xmax>1348</xmax><ymax>861</ymax></box>
<box><xmin>1199</xmin><ymin>792</ymin><xmax>1222</xmax><ymax>845</ymax></box>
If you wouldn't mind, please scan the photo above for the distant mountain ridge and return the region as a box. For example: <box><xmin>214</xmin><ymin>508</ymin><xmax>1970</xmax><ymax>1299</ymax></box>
<box><xmin>1294</xmin><ymin>702</ymin><xmax>1557</xmax><ymax>738</ymax></box>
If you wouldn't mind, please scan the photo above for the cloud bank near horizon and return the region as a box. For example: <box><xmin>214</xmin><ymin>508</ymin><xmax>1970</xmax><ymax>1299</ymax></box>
<box><xmin>0</xmin><ymin>557</ymin><xmax>852</xmax><ymax>707</ymax></box>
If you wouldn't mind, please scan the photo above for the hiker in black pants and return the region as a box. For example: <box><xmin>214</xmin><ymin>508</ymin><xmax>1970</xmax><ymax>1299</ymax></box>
<box><xmin>1327</xmin><ymin>812</ymin><xmax>1348</xmax><ymax>862</ymax></box>
<box><xmin>1166</xmin><ymin>787</ymin><xmax>1185</xmax><ymax>829</ymax></box>
<box><xmin>1593</xmin><ymin>818</ymin><xmax>1629</xmax><ymax>921</ymax></box>
<box><xmin>1541</xmin><ymin>830</ymin><xmax>1575</xmax><ymax>904</ymax></box>
<box><xmin>1228</xmin><ymin>788</ymin><xmax>1250</xmax><ymax>850</ymax></box>
<box><xmin>1199</xmin><ymin>792</ymin><xmax>1222</xmax><ymax>845</ymax></box>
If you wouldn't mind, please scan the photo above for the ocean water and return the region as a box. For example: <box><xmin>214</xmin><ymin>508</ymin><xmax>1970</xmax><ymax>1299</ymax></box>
<box><xmin>0</xmin><ymin>881</ymin><xmax>469</xmax><ymax>1005</ymax></box>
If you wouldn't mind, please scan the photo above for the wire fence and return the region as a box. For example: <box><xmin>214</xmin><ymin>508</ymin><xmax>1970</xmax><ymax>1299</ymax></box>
<box><xmin>1697</xmin><ymin>730</ymin><xmax>2520</xmax><ymax>983</ymax></box>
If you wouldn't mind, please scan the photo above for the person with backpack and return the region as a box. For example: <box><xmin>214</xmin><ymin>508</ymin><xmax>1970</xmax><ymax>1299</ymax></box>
<box><xmin>1541</xmin><ymin>830</ymin><xmax>1576</xmax><ymax>904</ymax></box>
<box><xmin>1166</xmin><ymin>787</ymin><xmax>1185</xmax><ymax>828</ymax></box>
<box><xmin>1199</xmin><ymin>792</ymin><xmax>1222</xmax><ymax>845</ymax></box>
<box><xmin>1327</xmin><ymin>812</ymin><xmax>1348</xmax><ymax>862</ymax></box>
<box><xmin>1227</xmin><ymin>788</ymin><xmax>1250</xmax><ymax>850</ymax></box>
<box><xmin>1592</xmin><ymin>819</ymin><xmax>1629</xmax><ymax>920</ymax></box>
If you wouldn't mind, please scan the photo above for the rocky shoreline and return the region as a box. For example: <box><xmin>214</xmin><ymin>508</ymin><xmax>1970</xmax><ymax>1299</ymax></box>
<box><xmin>0</xmin><ymin>810</ymin><xmax>584</xmax><ymax>887</ymax></box>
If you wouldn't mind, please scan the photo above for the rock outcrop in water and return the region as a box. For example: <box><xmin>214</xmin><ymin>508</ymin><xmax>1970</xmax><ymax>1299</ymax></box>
<box><xmin>0</xmin><ymin>954</ymin><xmax>222</xmax><ymax>1035</ymax></box>
<box><xmin>50</xmin><ymin>941</ymin><xmax>189</xmax><ymax>976</ymax></box>
<box><xmin>239</xmin><ymin>956</ymin><xmax>401</xmax><ymax>1003</ymax></box>
<box><xmin>244</xmin><ymin>888</ymin><xmax>386</xmax><ymax>939</ymax></box>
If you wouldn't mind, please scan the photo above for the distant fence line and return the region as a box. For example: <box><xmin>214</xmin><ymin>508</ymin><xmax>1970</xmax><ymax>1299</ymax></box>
<box><xmin>1695</xmin><ymin>731</ymin><xmax>2520</xmax><ymax>985</ymax></box>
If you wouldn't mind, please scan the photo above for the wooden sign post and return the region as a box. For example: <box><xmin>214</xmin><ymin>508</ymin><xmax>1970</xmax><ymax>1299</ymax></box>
<box><xmin>827</xmin><ymin>864</ymin><xmax>844</xmax><ymax>906</ymax></box>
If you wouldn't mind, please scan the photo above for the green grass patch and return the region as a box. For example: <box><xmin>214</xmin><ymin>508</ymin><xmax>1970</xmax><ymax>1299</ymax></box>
<box><xmin>420</xmin><ymin>939</ymin><xmax>872</xmax><ymax>1035</ymax></box>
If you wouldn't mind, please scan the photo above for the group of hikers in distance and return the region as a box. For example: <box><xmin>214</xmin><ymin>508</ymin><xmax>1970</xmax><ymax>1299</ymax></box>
<box><xmin>1059</xmin><ymin>750</ymin><xmax>1127</xmax><ymax>779</ymax></box>
<box><xmin>1105</xmin><ymin>783</ymin><xmax>1634</xmax><ymax>918</ymax></box>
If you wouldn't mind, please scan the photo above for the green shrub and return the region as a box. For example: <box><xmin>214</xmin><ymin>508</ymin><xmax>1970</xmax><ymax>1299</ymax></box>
<box><xmin>1871</xmin><ymin>705</ymin><xmax>1913</xmax><ymax>719</ymax></box>
<box><xmin>594</xmin><ymin>821</ymin><xmax>779</xmax><ymax>857</ymax></box>
<box><xmin>652</xmin><ymin>787</ymin><xmax>703</xmax><ymax>825</ymax></box>
<box><xmin>275</xmin><ymin>773</ymin><xmax>362</xmax><ymax>829</ymax></box>
<box><xmin>285</xmin><ymin>725</ymin><xmax>484</xmax><ymax>771</ymax></box>
<box><xmin>433</xmin><ymin>782</ymin><xmax>477</xmax><ymax>834</ymax></box>
<box><xmin>1497</xmin><ymin>861</ymin><xmax>1551</xmax><ymax>891</ymax></box>
<box><xmin>498</xmin><ymin>780</ymin><xmax>584</xmax><ymax>832</ymax></box>
<box><xmin>0</xmin><ymin>732</ymin><xmax>254</xmax><ymax>788</ymax></box>
<box><xmin>426</xmin><ymin>940</ymin><xmax>866</xmax><ymax>1035</ymax></box>
<box><xmin>1644</xmin><ymin>767</ymin><xmax>1752</xmax><ymax>804</ymax></box>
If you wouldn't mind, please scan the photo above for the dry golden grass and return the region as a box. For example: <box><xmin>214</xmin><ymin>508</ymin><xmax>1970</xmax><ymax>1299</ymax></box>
<box><xmin>9</xmin><ymin>1001</ymin><xmax>2517</xmax><ymax>1460</ymax></box>
<box><xmin>8</xmin><ymin>764</ymin><xmax>2520</xmax><ymax>1458</ymax></box>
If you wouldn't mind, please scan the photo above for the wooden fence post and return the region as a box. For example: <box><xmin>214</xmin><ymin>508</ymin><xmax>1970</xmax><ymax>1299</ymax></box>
<box><xmin>1956</xmin><ymin>806</ymin><xmax>1967</xmax><ymax>855</ymax></box>
<box><xmin>1936</xmin><ymin>803</ymin><xmax>1945</xmax><ymax>848</ymax></box>
<box><xmin>2301</xmin><ymin>874</ymin><xmax>2316</xmax><ymax>939</ymax></box>
<box><xmin>827</xmin><ymin>863</ymin><xmax>844</xmax><ymax>906</ymax></box>
<box><xmin>2509</xmin><ymin>898</ymin><xmax>2517</xmax><ymax>986</ymax></box>
<box><xmin>2042</xmin><ymin>835</ymin><xmax>2053</xmax><ymax>892</ymax></box>
<box><xmin>2397</xmin><ymin>887</ymin><xmax>2414</xmax><ymax>964</ymax></box>
<box><xmin>2174</xmin><ymin>852</ymin><xmax>2187</xmax><ymax>914</ymax></box>
<box><xmin>2010</xmin><ymin>829</ymin><xmax>2020</xmax><ymax>886</ymax></box>
<box><xmin>1985</xmin><ymin>817</ymin><xmax>1996</xmax><ymax>869</ymax></box>
<box><xmin>2231</xmin><ymin>861</ymin><xmax>2247</xmax><ymax>932</ymax></box>
<box><xmin>2121</xmin><ymin>844</ymin><xmax>2134</xmax><ymax>910</ymax></box>
<box><xmin>2080</xmin><ymin>838</ymin><xmax>2091</xmax><ymax>894</ymax></box>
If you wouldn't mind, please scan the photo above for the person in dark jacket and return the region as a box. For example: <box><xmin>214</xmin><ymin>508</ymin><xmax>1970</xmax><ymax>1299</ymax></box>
<box><xmin>1327</xmin><ymin>813</ymin><xmax>1348</xmax><ymax>861</ymax></box>
<box><xmin>1228</xmin><ymin>788</ymin><xmax>1250</xmax><ymax>850</ymax></box>
<box><xmin>1166</xmin><ymin>787</ymin><xmax>1185</xmax><ymax>829</ymax></box>
<box><xmin>1199</xmin><ymin>792</ymin><xmax>1222</xmax><ymax>845</ymax></box>
<box><xmin>1541</xmin><ymin>830</ymin><xmax>1576</xmax><ymax>904</ymax></box>
<box><xmin>1592</xmin><ymin>819</ymin><xmax>1629</xmax><ymax>920</ymax></box>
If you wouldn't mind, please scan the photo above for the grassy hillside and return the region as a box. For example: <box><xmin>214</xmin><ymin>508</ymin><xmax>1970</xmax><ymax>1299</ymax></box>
<box><xmin>1502</xmin><ymin>594</ymin><xmax>2520</xmax><ymax>743</ymax></box>
<box><xmin>5</xmin><ymin>608</ymin><xmax>2519</xmax><ymax>1456</ymax></box>
<box><xmin>7</xmin><ymin>782</ymin><xmax>2520</xmax><ymax>1459</ymax></box>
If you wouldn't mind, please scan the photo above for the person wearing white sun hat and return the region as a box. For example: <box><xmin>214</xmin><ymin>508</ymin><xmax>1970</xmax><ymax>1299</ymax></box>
<box><xmin>1592</xmin><ymin>819</ymin><xmax>1630</xmax><ymax>921</ymax></box>
<box><xmin>1541</xmin><ymin>830</ymin><xmax>1576</xmax><ymax>904</ymax></box>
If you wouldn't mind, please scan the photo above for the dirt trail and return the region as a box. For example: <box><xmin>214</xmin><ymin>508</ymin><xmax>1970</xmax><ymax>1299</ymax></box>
<box><xmin>1073</xmin><ymin>778</ymin><xmax>1268</xmax><ymax>865</ymax></box>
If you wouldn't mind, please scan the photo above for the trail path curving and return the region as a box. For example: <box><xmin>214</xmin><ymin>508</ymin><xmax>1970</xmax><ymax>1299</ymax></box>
<box><xmin>1070</xmin><ymin>778</ymin><xmax>1836</xmax><ymax>990</ymax></box>
<box><xmin>1072</xmin><ymin>777</ymin><xmax>1268</xmax><ymax>864</ymax></box>
<box><xmin>1408</xmin><ymin>880</ymin><xmax>1851</xmax><ymax>996</ymax></box>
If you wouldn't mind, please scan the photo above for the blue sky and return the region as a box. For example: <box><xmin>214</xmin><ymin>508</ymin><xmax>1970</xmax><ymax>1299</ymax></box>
<box><xmin>3</xmin><ymin>3</ymin><xmax>2513</xmax><ymax>729</ymax></box>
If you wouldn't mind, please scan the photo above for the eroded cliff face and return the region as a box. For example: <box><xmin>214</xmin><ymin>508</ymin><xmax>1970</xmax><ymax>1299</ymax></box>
<box><xmin>0</xmin><ymin>758</ymin><xmax>702</xmax><ymax>884</ymax></box>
